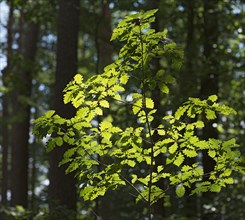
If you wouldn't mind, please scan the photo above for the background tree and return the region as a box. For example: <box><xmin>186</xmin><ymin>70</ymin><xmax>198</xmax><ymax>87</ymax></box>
<box><xmin>11</xmin><ymin>18</ymin><xmax>39</xmax><ymax>209</ymax></box>
<box><xmin>48</xmin><ymin>0</ymin><xmax>80</xmax><ymax>218</ymax></box>
<box><xmin>1</xmin><ymin>0</ymin><xmax>13</xmax><ymax>207</ymax></box>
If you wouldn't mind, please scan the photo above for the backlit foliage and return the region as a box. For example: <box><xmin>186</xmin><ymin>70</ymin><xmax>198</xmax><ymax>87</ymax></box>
<box><xmin>33</xmin><ymin>10</ymin><xmax>244</xmax><ymax>211</ymax></box>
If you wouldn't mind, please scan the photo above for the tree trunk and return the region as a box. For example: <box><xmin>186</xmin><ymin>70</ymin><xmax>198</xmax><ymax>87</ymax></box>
<box><xmin>96</xmin><ymin>2</ymin><xmax>113</xmax><ymax>73</ymax></box>
<box><xmin>182</xmin><ymin>1</ymin><xmax>199</xmax><ymax>218</ymax></box>
<box><xmin>11</xmin><ymin>17</ymin><xmax>39</xmax><ymax>208</ymax></box>
<box><xmin>1</xmin><ymin>1</ymin><xmax>14</xmax><ymax>207</ymax></box>
<box><xmin>200</xmin><ymin>0</ymin><xmax>219</xmax><ymax>218</ymax></box>
<box><xmin>178</xmin><ymin>0</ymin><xmax>199</xmax><ymax>102</ymax></box>
<box><xmin>147</xmin><ymin>0</ymin><xmax>168</xmax><ymax>218</ymax></box>
<box><xmin>94</xmin><ymin>2</ymin><xmax>113</xmax><ymax>219</ymax></box>
<box><xmin>48</xmin><ymin>0</ymin><xmax>80</xmax><ymax>217</ymax></box>
<box><xmin>201</xmin><ymin>0</ymin><xmax>219</xmax><ymax>179</ymax></box>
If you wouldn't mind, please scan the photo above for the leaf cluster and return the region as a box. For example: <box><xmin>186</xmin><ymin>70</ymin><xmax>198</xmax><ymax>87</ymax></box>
<box><xmin>33</xmin><ymin>10</ymin><xmax>244</xmax><ymax>208</ymax></box>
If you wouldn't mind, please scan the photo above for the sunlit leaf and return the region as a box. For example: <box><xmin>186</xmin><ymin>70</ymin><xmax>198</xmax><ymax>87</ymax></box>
<box><xmin>145</xmin><ymin>98</ymin><xmax>154</xmax><ymax>109</ymax></box>
<box><xmin>176</xmin><ymin>185</ymin><xmax>185</xmax><ymax>197</ymax></box>
<box><xmin>174</xmin><ymin>153</ymin><xmax>184</xmax><ymax>166</ymax></box>
<box><xmin>100</xmin><ymin>100</ymin><xmax>110</xmax><ymax>108</ymax></box>
<box><xmin>169</xmin><ymin>142</ymin><xmax>178</xmax><ymax>154</ymax></box>
<box><xmin>100</xmin><ymin>121</ymin><xmax>112</xmax><ymax>131</ymax></box>
<box><xmin>210</xmin><ymin>184</ymin><xmax>221</xmax><ymax>192</ymax></box>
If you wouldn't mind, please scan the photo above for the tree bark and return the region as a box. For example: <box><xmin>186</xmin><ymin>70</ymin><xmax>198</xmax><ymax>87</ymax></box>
<box><xmin>146</xmin><ymin>0</ymin><xmax>168</xmax><ymax>218</ymax></box>
<box><xmin>11</xmin><ymin>20</ymin><xmax>39</xmax><ymax>208</ymax></box>
<box><xmin>182</xmin><ymin>1</ymin><xmax>199</xmax><ymax>218</ymax></box>
<box><xmin>201</xmin><ymin>0</ymin><xmax>219</xmax><ymax>178</ymax></box>
<box><xmin>178</xmin><ymin>0</ymin><xmax>199</xmax><ymax>102</ymax></box>
<box><xmin>200</xmin><ymin>0</ymin><xmax>219</xmax><ymax>218</ymax></box>
<box><xmin>96</xmin><ymin>2</ymin><xmax>113</xmax><ymax>73</ymax></box>
<box><xmin>48</xmin><ymin>0</ymin><xmax>80</xmax><ymax>217</ymax></box>
<box><xmin>94</xmin><ymin>2</ymin><xmax>113</xmax><ymax>219</ymax></box>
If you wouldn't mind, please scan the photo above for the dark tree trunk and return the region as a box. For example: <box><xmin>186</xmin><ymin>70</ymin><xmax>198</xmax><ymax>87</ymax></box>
<box><xmin>96</xmin><ymin>2</ymin><xmax>113</xmax><ymax>73</ymax></box>
<box><xmin>146</xmin><ymin>0</ymin><xmax>168</xmax><ymax>218</ymax></box>
<box><xmin>201</xmin><ymin>0</ymin><xmax>219</xmax><ymax>178</ymax></box>
<box><xmin>200</xmin><ymin>0</ymin><xmax>219</xmax><ymax>219</ymax></box>
<box><xmin>182</xmin><ymin>1</ymin><xmax>199</xmax><ymax>218</ymax></box>
<box><xmin>48</xmin><ymin>0</ymin><xmax>80</xmax><ymax>217</ymax></box>
<box><xmin>179</xmin><ymin>0</ymin><xmax>199</xmax><ymax>102</ymax></box>
<box><xmin>94</xmin><ymin>2</ymin><xmax>113</xmax><ymax>219</ymax></box>
<box><xmin>11</xmin><ymin>20</ymin><xmax>39</xmax><ymax>207</ymax></box>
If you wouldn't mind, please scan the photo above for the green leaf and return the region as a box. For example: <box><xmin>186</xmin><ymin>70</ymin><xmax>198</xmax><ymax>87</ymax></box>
<box><xmin>191</xmin><ymin>181</ymin><xmax>210</xmax><ymax>194</ymax></box>
<box><xmin>145</xmin><ymin>98</ymin><xmax>154</xmax><ymax>109</ymax></box>
<box><xmin>210</xmin><ymin>184</ymin><xmax>221</xmax><ymax>192</ymax></box>
<box><xmin>66</xmin><ymin>161</ymin><xmax>79</xmax><ymax>173</ymax></box>
<box><xmin>94</xmin><ymin>107</ymin><xmax>103</xmax><ymax>116</ymax></box>
<box><xmin>128</xmin><ymin>160</ymin><xmax>136</xmax><ymax>167</ymax></box>
<box><xmin>160</xmin><ymin>84</ymin><xmax>169</xmax><ymax>94</ymax></box>
<box><xmin>174</xmin><ymin>153</ymin><xmax>184</xmax><ymax>167</ymax></box>
<box><xmin>176</xmin><ymin>185</ymin><xmax>185</xmax><ymax>197</ymax></box>
<box><xmin>174</xmin><ymin>105</ymin><xmax>189</xmax><ymax>120</ymax></box>
<box><xmin>100</xmin><ymin>100</ymin><xmax>110</xmax><ymax>108</ymax></box>
<box><xmin>138</xmin><ymin>177</ymin><xmax>149</xmax><ymax>186</ymax></box>
<box><xmin>208</xmin><ymin>150</ymin><xmax>216</xmax><ymax>158</ymax></box>
<box><xmin>169</xmin><ymin>143</ymin><xmax>178</xmax><ymax>154</ymax></box>
<box><xmin>74</xmin><ymin>74</ymin><xmax>83</xmax><ymax>84</ymax></box>
<box><xmin>195</xmin><ymin>120</ymin><xmax>204</xmax><ymax>128</ymax></box>
<box><xmin>181</xmin><ymin>165</ymin><xmax>192</xmax><ymax>172</ymax></box>
<box><xmin>208</xmin><ymin>94</ymin><xmax>218</xmax><ymax>102</ymax></box>
<box><xmin>72</xmin><ymin>91</ymin><xmax>85</xmax><ymax>108</ymax></box>
<box><xmin>183</xmin><ymin>149</ymin><xmax>198</xmax><ymax>158</ymax></box>
<box><xmin>157</xmin><ymin>165</ymin><xmax>164</xmax><ymax>173</ymax></box>
<box><xmin>131</xmin><ymin>174</ymin><xmax>138</xmax><ymax>184</ymax></box>
<box><xmin>81</xmin><ymin>185</ymin><xmax>106</xmax><ymax>201</ymax></box>
<box><xmin>121</xmin><ymin>159</ymin><xmax>136</xmax><ymax>167</ymax></box>
<box><xmin>157</xmin><ymin>129</ymin><xmax>165</xmax><ymax>136</ymax></box>
<box><xmin>45</xmin><ymin>110</ymin><xmax>55</xmax><ymax>118</ymax></box>
<box><xmin>196</xmin><ymin>140</ymin><xmax>208</xmax><ymax>149</ymax></box>
<box><xmin>150</xmin><ymin>185</ymin><xmax>165</xmax><ymax>205</ymax></box>
<box><xmin>101</xmin><ymin>132</ymin><xmax>112</xmax><ymax>141</ymax></box>
<box><xmin>205</xmin><ymin>109</ymin><xmax>216</xmax><ymax>120</ymax></box>
<box><xmin>223</xmin><ymin>138</ymin><xmax>237</xmax><ymax>148</ymax></box>
<box><xmin>222</xmin><ymin>169</ymin><xmax>232</xmax><ymax>177</ymax></box>
<box><xmin>132</xmin><ymin>99</ymin><xmax>142</xmax><ymax>115</ymax></box>
<box><xmin>56</xmin><ymin>137</ymin><xmax>63</xmax><ymax>147</ymax></box>
<box><xmin>120</xmin><ymin>74</ymin><xmax>129</xmax><ymax>84</ymax></box>
<box><xmin>159</xmin><ymin>138</ymin><xmax>175</xmax><ymax>145</ymax></box>
<box><xmin>99</xmin><ymin>121</ymin><xmax>112</xmax><ymax>131</ymax></box>
<box><xmin>142</xmin><ymin>9</ymin><xmax>158</xmax><ymax>19</ymax></box>
<box><xmin>114</xmin><ymin>94</ymin><xmax>122</xmax><ymax>101</ymax></box>
<box><xmin>223</xmin><ymin>178</ymin><xmax>234</xmax><ymax>184</ymax></box>
<box><xmin>63</xmin><ymin>147</ymin><xmax>76</xmax><ymax>159</ymax></box>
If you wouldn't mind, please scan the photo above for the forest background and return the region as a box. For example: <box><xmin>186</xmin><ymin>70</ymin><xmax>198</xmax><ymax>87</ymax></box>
<box><xmin>0</xmin><ymin>0</ymin><xmax>244</xmax><ymax>219</ymax></box>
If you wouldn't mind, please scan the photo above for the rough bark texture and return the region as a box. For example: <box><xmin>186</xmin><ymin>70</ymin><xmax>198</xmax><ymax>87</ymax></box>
<box><xmin>48</xmin><ymin>0</ymin><xmax>80</xmax><ymax>216</ymax></box>
<box><xmin>11</xmin><ymin>20</ymin><xmax>39</xmax><ymax>208</ymax></box>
